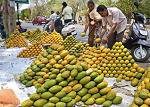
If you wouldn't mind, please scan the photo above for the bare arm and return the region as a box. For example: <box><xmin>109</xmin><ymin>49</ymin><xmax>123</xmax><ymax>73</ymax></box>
<box><xmin>106</xmin><ymin>23</ymin><xmax>117</xmax><ymax>39</ymax></box>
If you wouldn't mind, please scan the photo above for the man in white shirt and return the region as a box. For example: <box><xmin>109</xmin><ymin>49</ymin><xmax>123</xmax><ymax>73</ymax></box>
<box><xmin>62</xmin><ymin>2</ymin><xmax>73</xmax><ymax>25</ymax></box>
<box><xmin>48</xmin><ymin>11</ymin><xmax>57</xmax><ymax>21</ymax></box>
<box><xmin>97</xmin><ymin>5</ymin><xmax>127</xmax><ymax>49</ymax></box>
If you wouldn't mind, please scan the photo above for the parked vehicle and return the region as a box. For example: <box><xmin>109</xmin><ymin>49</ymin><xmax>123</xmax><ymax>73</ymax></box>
<box><xmin>32</xmin><ymin>16</ymin><xmax>47</xmax><ymax>25</ymax></box>
<box><xmin>43</xmin><ymin>18</ymin><xmax>77</xmax><ymax>39</ymax></box>
<box><xmin>123</xmin><ymin>12</ymin><xmax>150</xmax><ymax>62</ymax></box>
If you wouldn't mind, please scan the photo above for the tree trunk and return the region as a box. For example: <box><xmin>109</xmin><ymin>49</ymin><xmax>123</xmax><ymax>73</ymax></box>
<box><xmin>3</xmin><ymin>0</ymin><xmax>16</xmax><ymax>37</ymax></box>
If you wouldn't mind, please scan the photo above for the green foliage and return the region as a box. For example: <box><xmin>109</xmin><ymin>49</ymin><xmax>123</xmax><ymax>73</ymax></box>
<box><xmin>138</xmin><ymin>0</ymin><xmax>150</xmax><ymax>17</ymax></box>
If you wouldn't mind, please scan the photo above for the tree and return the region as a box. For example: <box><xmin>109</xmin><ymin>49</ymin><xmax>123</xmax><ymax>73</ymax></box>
<box><xmin>2</xmin><ymin>0</ymin><xmax>16</xmax><ymax>37</ymax></box>
<box><xmin>138</xmin><ymin>0</ymin><xmax>150</xmax><ymax>17</ymax></box>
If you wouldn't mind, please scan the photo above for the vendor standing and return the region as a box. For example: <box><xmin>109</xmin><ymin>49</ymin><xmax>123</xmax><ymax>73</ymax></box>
<box><xmin>97</xmin><ymin>5</ymin><xmax>127</xmax><ymax>49</ymax></box>
<box><xmin>83</xmin><ymin>0</ymin><xmax>102</xmax><ymax>47</ymax></box>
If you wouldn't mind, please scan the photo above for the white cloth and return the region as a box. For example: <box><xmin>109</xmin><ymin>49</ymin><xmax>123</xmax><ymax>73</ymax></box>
<box><xmin>48</xmin><ymin>13</ymin><xmax>57</xmax><ymax>21</ymax></box>
<box><xmin>102</xmin><ymin>7</ymin><xmax>127</xmax><ymax>34</ymax></box>
<box><xmin>62</xmin><ymin>6</ymin><xmax>73</xmax><ymax>20</ymax></box>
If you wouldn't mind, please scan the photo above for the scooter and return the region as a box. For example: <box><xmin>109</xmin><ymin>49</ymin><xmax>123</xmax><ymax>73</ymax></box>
<box><xmin>61</xmin><ymin>21</ymin><xmax>77</xmax><ymax>39</ymax></box>
<box><xmin>123</xmin><ymin>12</ymin><xmax>150</xmax><ymax>62</ymax></box>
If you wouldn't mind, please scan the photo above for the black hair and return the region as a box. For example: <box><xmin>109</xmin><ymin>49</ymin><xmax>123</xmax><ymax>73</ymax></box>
<box><xmin>56</xmin><ymin>11</ymin><xmax>60</xmax><ymax>15</ymax></box>
<box><xmin>87</xmin><ymin>0</ymin><xmax>95</xmax><ymax>5</ymax></box>
<box><xmin>16</xmin><ymin>21</ymin><xmax>21</xmax><ymax>25</ymax></box>
<box><xmin>97</xmin><ymin>5</ymin><xmax>107</xmax><ymax>12</ymax></box>
<box><xmin>51</xmin><ymin>11</ymin><xmax>54</xmax><ymax>14</ymax></box>
<box><xmin>62</xmin><ymin>2</ymin><xmax>67</xmax><ymax>7</ymax></box>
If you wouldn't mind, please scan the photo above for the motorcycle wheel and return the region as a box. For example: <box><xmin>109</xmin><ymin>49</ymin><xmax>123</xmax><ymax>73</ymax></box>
<box><xmin>131</xmin><ymin>45</ymin><xmax>150</xmax><ymax>62</ymax></box>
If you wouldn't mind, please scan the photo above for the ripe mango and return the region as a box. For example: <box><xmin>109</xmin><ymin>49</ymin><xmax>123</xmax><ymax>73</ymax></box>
<box><xmin>22</xmin><ymin>99</ymin><xmax>33</xmax><ymax>107</ymax></box>
<box><xmin>134</xmin><ymin>97</ymin><xmax>143</xmax><ymax>106</ymax></box>
<box><xmin>85</xmin><ymin>97</ymin><xmax>95</xmax><ymax>105</ymax></box>
<box><xmin>67</xmin><ymin>91</ymin><xmax>76</xmax><ymax>99</ymax></box>
<box><xmin>43</xmin><ymin>103</ymin><xmax>55</xmax><ymax>107</ymax></box>
<box><xmin>49</xmin><ymin>97</ymin><xmax>59</xmax><ymax>103</ymax></box>
<box><xmin>97</xmin><ymin>82</ymin><xmax>108</xmax><ymax>89</ymax></box>
<box><xmin>131</xmin><ymin>78</ymin><xmax>139</xmax><ymax>87</ymax></box>
<box><xmin>73</xmin><ymin>84</ymin><xmax>82</xmax><ymax>91</ymax></box>
<box><xmin>106</xmin><ymin>90</ymin><xmax>116</xmax><ymax>101</ymax></box>
<box><xmin>80</xmin><ymin>76</ymin><xmax>91</xmax><ymax>85</ymax></box>
<box><xmin>100</xmin><ymin>87</ymin><xmax>112</xmax><ymax>95</ymax></box>
<box><xmin>88</xmin><ymin>87</ymin><xmax>99</xmax><ymax>94</ymax></box>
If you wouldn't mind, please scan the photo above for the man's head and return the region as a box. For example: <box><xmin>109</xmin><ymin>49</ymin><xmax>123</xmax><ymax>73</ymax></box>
<box><xmin>56</xmin><ymin>11</ymin><xmax>60</xmax><ymax>15</ymax></box>
<box><xmin>62</xmin><ymin>2</ymin><xmax>67</xmax><ymax>7</ymax></box>
<box><xmin>97</xmin><ymin>5</ymin><xmax>108</xmax><ymax>17</ymax></box>
<box><xmin>51</xmin><ymin>11</ymin><xmax>54</xmax><ymax>14</ymax></box>
<box><xmin>87</xmin><ymin>0</ymin><xmax>95</xmax><ymax>12</ymax></box>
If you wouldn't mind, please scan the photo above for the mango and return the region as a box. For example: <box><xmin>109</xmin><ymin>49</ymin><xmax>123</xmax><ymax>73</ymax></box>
<box><xmin>59</xmin><ymin>81</ymin><xmax>68</xmax><ymax>87</ymax></box>
<box><xmin>75</xmin><ymin>95</ymin><xmax>81</xmax><ymax>102</ymax></box>
<box><xmin>44</xmin><ymin>80</ymin><xmax>57</xmax><ymax>89</ymax></box>
<box><xmin>97</xmin><ymin>82</ymin><xmax>108</xmax><ymax>89</ymax></box>
<box><xmin>144</xmin><ymin>98</ymin><xmax>150</xmax><ymax>105</ymax></box>
<box><xmin>34</xmin><ymin>99</ymin><xmax>48</xmax><ymax>107</ymax></box>
<box><xmin>68</xmin><ymin>80</ymin><xmax>78</xmax><ymax>87</ymax></box>
<box><xmin>81</xmin><ymin>94</ymin><xmax>91</xmax><ymax>102</ymax></box>
<box><xmin>21</xmin><ymin>99</ymin><xmax>33</xmax><ymax>107</ymax></box>
<box><xmin>90</xmin><ymin>72</ymin><xmax>99</xmax><ymax>79</ymax></box>
<box><xmin>75</xmin><ymin>71</ymin><xmax>86</xmax><ymax>80</ymax></box>
<box><xmin>78</xmin><ymin>88</ymin><xmax>88</xmax><ymax>97</ymax></box>
<box><xmin>100</xmin><ymin>87</ymin><xmax>112</xmax><ymax>95</ymax></box>
<box><xmin>61</xmin><ymin>96</ymin><xmax>72</xmax><ymax>103</ymax></box>
<box><xmin>85</xmin><ymin>97</ymin><xmax>95</xmax><ymax>105</ymax></box>
<box><xmin>85</xmin><ymin>81</ymin><xmax>96</xmax><ymax>89</ymax></box>
<box><xmin>103</xmin><ymin>100</ymin><xmax>112</xmax><ymax>107</ymax></box>
<box><xmin>41</xmin><ymin>92</ymin><xmax>53</xmax><ymax>99</ymax></box>
<box><xmin>55</xmin><ymin>91</ymin><xmax>66</xmax><ymax>98</ymax></box>
<box><xmin>63</xmin><ymin>86</ymin><xmax>72</xmax><ymax>93</ymax></box>
<box><xmin>43</xmin><ymin>103</ymin><xmax>55</xmax><ymax>107</ymax></box>
<box><xmin>67</xmin><ymin>91</ymin><xmax>76</xmax><ymax>99</ymax></box>
<box><xmin>134</xmin><ymin>97</ymin><xmax>143</xmax><ymax>106</ymax></box>
<box><xmin>91</xmin><ymin>93</ymin><xmax>101</xmax><ymax>99</ymax></box>
<box><xmin>131</xmin><ymin>78</ymin><xmax>139</xmax><ymax>87</ymax></box>
<box><xmin>67</xmin><ymin>99</ymin><xmax>76</xmax><ymax>107</ymax></box>
<box><xmin>56</xmin><ymin>102</ymin><xmax>66</xmax><ymax>107</ymax></box>
<box><xmin>88</xmin><ymin>87</ymin><xmax>99</xmax><ymax>94</ymax></box>
<box><xmin>73</xmin><ymin>84</ymin><xmax>82</xmax><ymax>91</ymax></box>
<box><xmin>30</xmin><ymin>93</ymin><xmax>40</xmax><ymax>101</ymax></box>
<box><xmin>49</xmin><ymin>85</ymin><xmax>62</xmax><ymax>93</ymax></box>
<box><xmin>96</xmin><ymin>98</ymin><xmax>105</xmax><ymax>105</ymax></box>
<box><xmin>139</xmin><ymin>89</ymin><xmax>149</xmax><ymax>99</ymax></box>
<box><xmin>49</xmin><ymin>97</ymin><xmax>59</xmax><ymax>103</ymax></box>
<box><xmin>94</xmin><ymin>74</ymin><xmax>104</xmax><ymax>83</ymax></box>
<box><xmin>61</xmin><ymin>71</ymin><xmax>70</xmax><ymax>78</ymax></box>
<box><xmin>106</xmin><ymin>90</ymin><xmax>116</xmax><ymax>101</ymax></box>
<box><xmin>112</xmin><ymin>96</ymin><xmax>122</xmax><ymax>104</ymax></box>
<box><xmin>80</xmin><ymin>76</ymin><xmax>91</xmax><ymax>85</ymax></box>
<box><xmin>71</xmin><ymin>69</ymin><xmax>78</xmax><ymax>77</ymax></box>
<box><xmin>36</xmin><ymin>87</ymin><xmax>47</xmax><ymax>93</ymax></box>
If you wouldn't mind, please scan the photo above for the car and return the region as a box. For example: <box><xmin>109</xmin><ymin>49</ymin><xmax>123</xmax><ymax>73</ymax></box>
<box><xmin>32</xmin><ymin>16</ymin><xmax>47</xmax><ymax>25</ymax></box>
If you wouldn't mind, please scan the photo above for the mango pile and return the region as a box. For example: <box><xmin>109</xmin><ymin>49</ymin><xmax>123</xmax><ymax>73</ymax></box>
<box><xmin>130</xmin><ymin>68</ymin><xmax>150</xmax><ymax>107</ymax></box>
<box><xmin>17</xmin><ymin>43</ymin><xmax>43</xmax><ymax>58</ymax></box>
<box><xmin>69</xmin><ymin>42</ymin><xmax>89</xmax><ymax>57</ymax></box>
<box><xmin>64</xmin><ymin>35</ymin><xmax>78</xmax><ymax>51</ymax></box>
<box><xmin>78</xmin><ymin>42</ymin><xmax>145</xmax><ymax>86</ymax></box>
<box><xmin>37</xmin><ymin>32</ymin><xmax>63</xmax><ymax>45</ymax></box>
<box><xmin>31</xmin><ymin>31</ymin><xmax>49</xmax><ymax>43</ymax></box>
<box><xmin>27</xmin><ymin>28</ymin><xmax>42</xmax><ymax>42</ymax></box>
<box><xmin>20</xmin><ymin>45</ymin><xmax>123</xmax><ymax>107</ymax></box>
<box><xmin>5</xmin><ymin>31</ymin><xmax>28</xmax><ymax>48</ymax></box>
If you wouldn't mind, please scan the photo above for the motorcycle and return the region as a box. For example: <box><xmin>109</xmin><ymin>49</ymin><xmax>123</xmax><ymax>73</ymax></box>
<box><xmin>61</xmin><ymin>21</ymin><xmax>77</xmax><ymax>39</ymax></box>
<box><xmin>43</xmin><ymin>18</ymin><xmax>77</xmax><ymax>39</ymax></box>
<box><xmin>123</xmin><ymin>12</ymin><xmax>150</xmax><ymax>62</ymax></box>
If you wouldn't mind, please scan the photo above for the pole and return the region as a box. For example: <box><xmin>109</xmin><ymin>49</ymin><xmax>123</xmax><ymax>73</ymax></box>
<box><xmin>17</xmin><ymin>3</ymin><xmax>19</xmax><ymax>22</ymax></box>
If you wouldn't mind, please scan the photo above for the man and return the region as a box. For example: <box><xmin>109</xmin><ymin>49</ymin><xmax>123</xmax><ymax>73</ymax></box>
<box><xmin>48</xmin><ymin>11</ymin><xmax>57</xmax><ymax>21</ymax></box>
<box><xmin>62</xmin><ymin>2</ymin><xmax>73</xmax><ymax>25</ymax></box>
<box><xmin>83</xmin><ymin>0</ymin><xmax>102</xmax><ymax>47</ymax></box>
<box><xmin>97</xmin><ymin>5</ymin><xmax>127</xmax><ymax>49</ymax></box>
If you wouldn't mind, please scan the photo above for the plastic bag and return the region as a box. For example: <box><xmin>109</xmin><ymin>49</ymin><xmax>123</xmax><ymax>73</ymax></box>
<box><xmin>0</xmin><ymin>89</ymin><xmax>20</xmax><ymax>106</ymax></box>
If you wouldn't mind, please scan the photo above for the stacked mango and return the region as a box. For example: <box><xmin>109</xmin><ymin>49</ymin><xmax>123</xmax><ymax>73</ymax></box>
<box><xmin>64</xmin><ymin>35</ymin><xmax>78</xmax><ymax>51</ymax></box>
<box><xmin>130</xmin><ymin>68</ymin><xmax>150</xmax><ymax>107</ymax></box>
<box><xmin>37</xmin><ymin>32</ymin><xmax>63</xmax><ymax>45</ymax></box>
<box><xmin>78</xmin><ymin>42</ymin><xmax>145</xmax><ymax>86</ymax></box>
<box><xmin>5</xmin><ymin>32</ymin><xmax>28</xmax><ymax>48</ymax></box>
<box><xmin>20</xmin><ymin>45</ymin><xmax>123</xmax><ymax>107</ymax></box>
<box><xmin>17</xmin><ymin>43</ymin><xmax>43</xmax><ymax>58</ymax></box>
